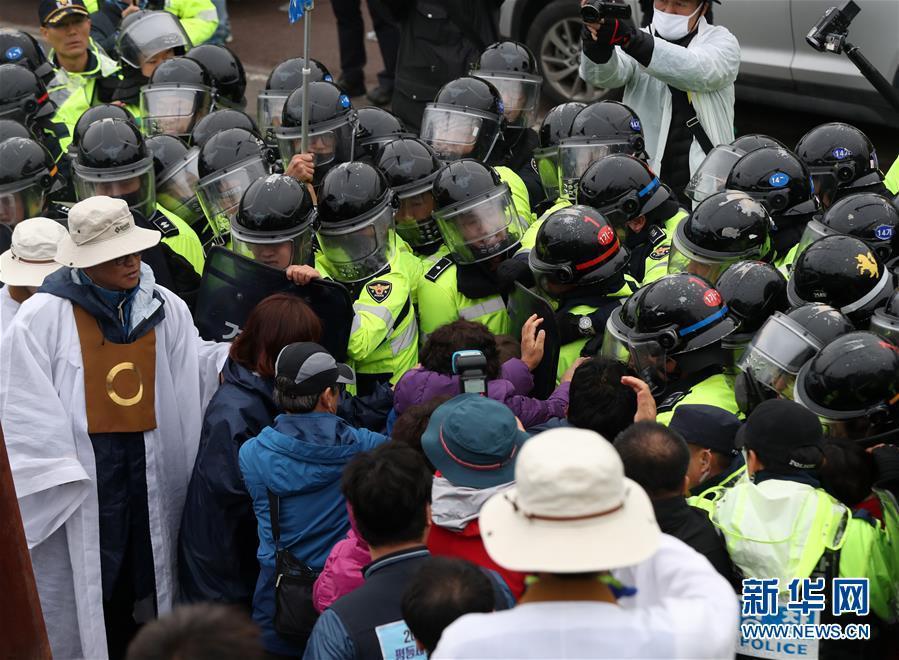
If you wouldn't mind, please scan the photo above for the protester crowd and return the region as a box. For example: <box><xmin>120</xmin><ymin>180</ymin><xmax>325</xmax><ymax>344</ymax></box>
<box><xmin>2</xmin><ymin>0</ymin><xmax>899</xmax><ymax>658</ymax></box>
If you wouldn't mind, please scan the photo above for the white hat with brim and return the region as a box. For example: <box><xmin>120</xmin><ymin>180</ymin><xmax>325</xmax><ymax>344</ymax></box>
<box><xmin>0</xmin><ymin>217</ymin><xmax>68</xmax><ymax>287</ymax></box>
<box><xmin>55</xmin><ymin>196</ymin><xmax>161</xmax><ymax>269</ymax></box>
<box><xmin>479</xmin><ymin>428</ymin><xmax>661</xmax><ymax>574</ymax></box>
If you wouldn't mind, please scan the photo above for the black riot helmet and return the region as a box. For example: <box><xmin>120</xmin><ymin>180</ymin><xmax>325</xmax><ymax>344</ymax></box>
<box><xmin>787</xmin><ymin>234</ymin><xmax>893</xmax><ymax>326</ymax></box>
<box><xmin>717</xmin><ymin>260</ymin><xmax>788</xmax><ymax>338</ymax></box>
<box><xmin>186</xmin><ymin>44</ymin><xmax>247</xmax><ymax>109</ymax></box>
<box><xmin>354</xmin><ymin>107</ymin><xmax>411</xmax><ymax>163</ymax></box>
<box><xmin>534</xmin><ymin>102</ymin><xmax>586</xmax><ymax>201</ymax></box>
<box><xmin>432</xmin><ymin>159</ymin><xmax>525</xmax><ymax>264</ymax></box>
<box><xmin>0</xmin><ymin>137</ymin><xmax>56</xmax><ymax>226</ymax></box>
<box><xmin>117</xmin><ymin>10</ymin><xmax>191</xmax><ymax>71</ymax></box>
<box><xmin>420</xmin><ymin>76</ymin><xmax>506</xmax><ymax>163</ymax></box>
<box><xmin>274</xmin><ymin>81</ymin><xmax>356</xmax><ymax>185</ymax></box>
<box><xmin>625</xmin><ymin>273</ymin><xmax>737</xmax><ymax>390</ymax></box>
<box><xmin>797</xmin><ymin>192</ymin><xmax>899</xmax><ymax>263</ymax></box>
<box><xmin>140</xmin><ymin>57</ymin><xmax>214</xmax><ymax>138</ymax></box>
<box><xmin>726</xmin><ymin>147</ymin><xmax>818</xmax><ymax>217</ymax></box>
<box><xmin>558</xmin><ymin>101</ymin><xmax>646</xmax><ymax>201</ymax></box>
<box><xmin>257</xmin><ymin>57</ymin><xmax>332</xmax><ymax>142</ymax></box>
<box><xmin>190</xmin><ymin>108</ymin><xmax>258</xmax><ymax>148</ymax></box>
<box><xmin>529</xmin><ymin>205</ymin><xmax>630</xmax><ymax>297</ymax></box>
<box><xmin>471</xmin><ymin>41</ymin><xmax>543</xmax><ymax>132</ymax></box>
<box><xmin>232</xmin><ymin>174</ymin><xmax>315</xmax><ymax>269</ymax></box>
<box><xmin>669</xmin><ymin>191</ymin><xmax>773</xmax><ymax>284</ymax></box>
<box><xmin>377</xmin><ymin>137</ymin><xmax>443</xmax><ymax>253</ymax></box>
<box><xmin>196</xmin><ymin>127</ymin><xmax>274</xmax><ymax>242</ymax></box>
<box><xmin>731</xmin><ymin>134</ymin><xmax>786</xmax><ymax>153</ymax></box>
<box><xmin>794</xmin><ymin>331</ymin><xmax>899</xmax><ymax>442</ymax></box>
<box><xmin>686</xmin><ymin>135</ymin><xmax>788</xmax><ymax>207</ymax></box>
<box><xmin>870</xmin><ymin>290</ymin><xmax>899</xmax><ymax>345</ymax></box>
<box><xmin>0</xmin><ymin>29</ymin><xmax>54</xmax><ymax>85</ymax></box>
<box><xmin>146</xmin><ymin>133</ymin><xmax>190</xmax><ymax>180</ymax></box>
<box><xmin>74</xmin><ymin>118</ymin><xmax>156</xmax><ymax>218</ymax></box>
<box><xmin>0</xmin><ymin>118</ymin><xmax>35</xmax><ymax>142</ymax></box>
<box><xmin>72</xmin><ymin>103</ymin><xmax>137</xmax><ymax>153</ymax></box>
<box><xmin>314</xmin><ymin>162</ymin><xmax>397</xmax><ymax>284</ymax></box>
<box><xmin>577</xmin><ymin>154</ymin><xmax>672</xmax><ymax>233</ymax></box>
<box><xmin>146</xmin><ymin>133</ymin><xmax>204</xmax><ymax>230</ymax></box>
<box><xmin>0</xmin><ymin>63</ymin><xmax>56</xmax><ymax>125</ymax></box>
<box><xmin>795</xmin><ymin>123</ymin><xmax>882</xmax><ymax>207</ymax></box>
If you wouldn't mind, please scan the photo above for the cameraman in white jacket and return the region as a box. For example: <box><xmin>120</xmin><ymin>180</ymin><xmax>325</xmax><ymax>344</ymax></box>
<box><xmin>580</xmin><ymin>0</ymin><xmax>739</xmax><ymax>204</ymax></box>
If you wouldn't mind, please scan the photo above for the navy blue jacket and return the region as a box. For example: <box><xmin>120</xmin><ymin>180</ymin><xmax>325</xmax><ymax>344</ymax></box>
<box><xmin>178</xmin><ymin>358</ymin><xmax>277</xmax><ymax>607</ymax></box>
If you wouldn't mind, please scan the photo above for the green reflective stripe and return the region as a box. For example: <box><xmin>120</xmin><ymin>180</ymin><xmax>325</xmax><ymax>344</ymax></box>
<box><xmin>390</xmin><ymin>318</ymin><xmax>418</xmax><ymax>355</ymax></box>
<box><xmin>459</xmin><ymin>296</ymin><xmax>506</xmax><ymax>320</ymax></box>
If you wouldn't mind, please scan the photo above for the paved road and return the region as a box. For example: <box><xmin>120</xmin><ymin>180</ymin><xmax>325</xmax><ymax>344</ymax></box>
<box><xmin>2</xmin><ymin>0</ymin><xmax>896</xmax><ymax>164</ymax></box>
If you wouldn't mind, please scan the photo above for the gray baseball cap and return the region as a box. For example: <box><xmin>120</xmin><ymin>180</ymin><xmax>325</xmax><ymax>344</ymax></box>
<box><xmin>275</xmin><ymin>342</ymin><xmax>355</xmax><ymax>394</ymax></box>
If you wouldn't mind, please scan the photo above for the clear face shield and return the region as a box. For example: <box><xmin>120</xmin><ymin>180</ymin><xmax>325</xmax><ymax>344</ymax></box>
<box><xmin>420</xmin><ymin>106</ymin><xmax>500</xmax><ymax>162</ymax></box>
<box><xmin>433</xmin><ymin>185</ymin><xmax>525</xmax><ymax>264</ymax></box>
<box><xmin>0</xmin><ymin>176</ymin><xmax>50</xmax><ymax>227</ymax></box>
<box><xmin>394</xmin><ymin>181</ymin><xmax>441</xmax><ymax>250</ymax></box>
<box><xmin>795</xmin><ymin>218</ymin><xmax>835</xmax><ymax>259</ymax></box>
<box><xmin>474</xmin><ymin>73</ymin><xmax>542</xmax><ymax>130</ymax></box>
<box><xmin>196</xmin><ymin>156</ymin><xmax>270</xmax><ymax>243</ymax></box>
<box><xmin>666</xmin><ymin>241</ymin><xmax>732</xmax><ymax>285</ymax></box>
<box><xmin>117</xmin><ymin>12</ymin><xmax>192</xmax><ymax>70</ymax></box>
<box><xmin>316</xmin><ymin>200</ymin><xmax>396</xmax><ymax>283</ymax></box>
<box><xmin>73</xmin><ymin>157</ymin><xmax>156</xmax><ymax>219</ymax></box>
<box><xmin>870</xmin><ymin>309</ymin><xmax>899</xmax><ymax>345</ymax></box>
<box><xmin>558</xmin><ymin>140</ymin><xmax>634</xmax><ymax>201</ymax></box>
<box><xmin>533</xmin><ymin>146</ymin><xmax>560</xmax><ymax>201</ymax></box>
<box><xmin>140</xmin><ymin>84</ymin><xmax>213</xmax><ymax>138</ymax></box>
<box><xmin>685</xmin><ymin>145</ymin><xmax>745</xmax><ymax>207</ymax></box>
<box><xmin>231</xmin><ymin>225</ymin><xmax>314</xmax><ymax>271</ymax></box>
<box><xmin>274</xmin><ymin>116</ymin><xmax>355</xmax><ymax>185</ymax></box>
<box><xmin>600</xmin><ymin>304</ymin><xmax>631</xmax><ymax>363</ymax></box>
<box><xmin>256</xmin><ymin>90</ymin><xmax>289</xmax><ymax>143</ymax></box>
<box><xmin>156</xmin><ymin>146</ymin><xmax>204</xmax><ymax>227</ymax></box>
<box><xmin>737</xmin><ymin>313</ymin><xmax>823</xmax><ymax>400</ymax></box>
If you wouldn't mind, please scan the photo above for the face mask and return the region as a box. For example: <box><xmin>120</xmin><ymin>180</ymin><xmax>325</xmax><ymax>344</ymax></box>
<box><xmin>653</xmin><ymin>3</ymin><xmax>703</xmax><ymax>41</ymax></box>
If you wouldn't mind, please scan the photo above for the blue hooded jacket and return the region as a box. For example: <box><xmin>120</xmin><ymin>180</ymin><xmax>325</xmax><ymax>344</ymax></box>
<box><xmin>239</xmin><ymin>412</ymin><xmax>388</xmax><ymax>655</ymax></box>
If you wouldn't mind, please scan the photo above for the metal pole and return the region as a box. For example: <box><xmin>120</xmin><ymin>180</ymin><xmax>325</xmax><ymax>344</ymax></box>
<box><xmin>300</xmin><ymin>1</ymin><xmax>314</xmax><ymax>153</ymax></box>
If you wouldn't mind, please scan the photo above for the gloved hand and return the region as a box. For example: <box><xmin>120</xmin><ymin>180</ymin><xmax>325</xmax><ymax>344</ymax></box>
<box><xmin>495</xmin><ymin>257</ymin><xmax>534</xmax><ymax>293</ymax></box>
<box><xmin>556</xmin><ymin>312</ymin><xmax>584</xmax><ymax>345</ymax></box>
<box><xmin>582</xmin><ymin>17</ymin><xmax>653</xmax><ymax>68</ymax></box>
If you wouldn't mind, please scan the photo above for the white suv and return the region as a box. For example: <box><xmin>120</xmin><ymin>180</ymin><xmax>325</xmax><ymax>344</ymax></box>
<box><xmin>499</xmin><ymin>0</ymin><xmax>899</xmax><ymax>125</ymax></box>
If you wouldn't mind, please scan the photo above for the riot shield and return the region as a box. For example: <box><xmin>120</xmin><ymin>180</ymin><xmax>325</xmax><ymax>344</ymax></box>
<box><xmin>194</xmin><ymin>247</ymin><xmax>354</xmax><ymax>361</ymax></box>
<box><xmin>507</xmin><ymin>282</ymin><xmax>560</xmax><ymax>399</ymax></box>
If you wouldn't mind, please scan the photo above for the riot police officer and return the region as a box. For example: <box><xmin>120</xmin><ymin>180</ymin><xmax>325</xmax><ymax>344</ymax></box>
<box><xmin>313</xmin><ymin>162</ymin><xmax>421</xmax><ymax>393</ymax></box>
<box><xmin>796</xmin><ymin>192</ymin><xmax>899</xmax><ymax>264</ymax></box>
<box><xmin>577</xmin><ymin>154</ymin><xmax>686</xmax><ymax>284</ymax></box>
<box><xmin>146</xmin><ymin>133</ymin><xmax>204</xmax><ymax>235</ymax></box>
<box><xmin>190</xmin><ymin>107</ymin><xmax>258</xmax><ymax>148</ymax></box>
<box><xmin>140</xmin><ymin>57</ymin><xmax>214</xmax><ymax>139</ymax></box>
<box><xmin>70</xmin><ymin>102</ymin><xmax>137</xmax><ymax>155</ymax></box>
<box><xmin>354</xmin><ymin>107</ymin><xmax>411</xmax><ymax>164</ymax></box>
<box><xmin>622</xmin><ymin>273</ymin><xmax>740</xmax><ymax>424</ymax></box>
<box><xmin>257</xmin><ymin>57</ymin><xmax>332</xmax><ymax>144</ymax></box>
<box><xmin>0</xmin><ymin>137</ymin><xmax>60</xmax><ymax>253</ymax></box>
<box><xmin>0</xmin><ymin>63</ymin><xmax>68</xmax><ymax>160</ymax></box>
<box><xmin>185</xmin><ymin>44</ymin><xmax>247</xmax><ymax>110</ymax></box>
<box><xmin>668</xmin><ymin>191</ymin><xmax>773</xmax><ymax>284</ymax></box>
<box><xmin>532</xmin><ymin>101</ymin><xmax>586</xmax><ymax>216</ymax></box>
<box><xmin>377</xmin><ymin>137</ymin><xmax>445</xmax><ymax>259</ymax></box>
<box><xmin>686</xmin><ymin>133</ymin><xmax>786</xmax><ymax>207</ymax></box>
<box><xmin>418</xmin><ymin>159</ymin><xmax>530</xmax><ymax>338</ymax></box>
<box><xmin>529</xmin><ymin>205</ymin><xmax>635</xmax><ymax>379</ymax></box>
<box><xmin>0</xmin><ymin>28</ymin><xmax>56</xmax><ymax>84</ymax></box>
<box><xmin>725</xmin><ymin>146</ymin><xmax>819</xmax><ymax>268</ymax></box>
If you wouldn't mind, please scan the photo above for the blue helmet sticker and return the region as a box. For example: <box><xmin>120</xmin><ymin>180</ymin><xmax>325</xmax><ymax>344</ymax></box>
<box><xmin>768</xmin><ymin>172</ymin><xmax>790</xmax><ymax>188</ymax></box>
<box><xmin>630</xmin><ymin>118</ymin><xmax>642</xmax><ymax>132</ymax></box>
<box><xmin>832</xmin><ymin>147</ymin><xmax>852</xmax><ymax>160</ymax></box>
<box><xmin>338</xmin><ymin>94</ymin><xmax>351</xmax><ymax>108</ymax></box>
<box><xmin>497</xmin><ymin>100</ymin><xmax>505</xmax><ymax>115</ymax></box>
<box><xmin>324</xmin><ymin>74</ymin><xmax>333</xmax><ymax>82</ymax></box>
<box><xmin>874</xmin><ymin>224</ymin><xmax>894</xmax><ymax>241</ymax></box>
<box><xmin>5</xmin><ymin>46</ymin><xmax>24</xmax><ymax>62</ymax></box>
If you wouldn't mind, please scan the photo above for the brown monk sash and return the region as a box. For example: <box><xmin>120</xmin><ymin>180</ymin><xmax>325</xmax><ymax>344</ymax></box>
<box><xmin>73</xmin><ymin>304</ymin><xmax>158</xmax><ymax>434</ymax></box>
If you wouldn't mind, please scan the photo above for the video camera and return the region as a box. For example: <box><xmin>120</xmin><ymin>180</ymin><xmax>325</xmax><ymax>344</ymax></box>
<box><xmin>806</xmin><ymin>0</ymin><xmax>860</xmax><ymax>54</ymax></box>
<box><xmin>581</xmin><ymin>0</ymin><xmax>632</xmax><ymax>24</ymax></box>
<box><xmin>452</xmin><ymin>350</ymin><xmax>488</xmax><ymax>395</ymax></box>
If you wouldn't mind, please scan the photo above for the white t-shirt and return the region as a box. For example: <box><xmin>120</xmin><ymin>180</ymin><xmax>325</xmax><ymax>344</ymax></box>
<box><xmin>433</xmin><ymin>535</ymin><xmax>739</xmax><ymax>659</ymax></box>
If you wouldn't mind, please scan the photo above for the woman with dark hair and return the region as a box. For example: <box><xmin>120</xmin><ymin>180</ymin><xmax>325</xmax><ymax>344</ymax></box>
<box><xmin>179</xmin><ymin>293</ymin><xmax>323</xmax><ymax>607</ymax></box>
<box><xmin>393</xmin><ymin>316</ymin><xmax>579</xmax><ymax>429</ymax></box>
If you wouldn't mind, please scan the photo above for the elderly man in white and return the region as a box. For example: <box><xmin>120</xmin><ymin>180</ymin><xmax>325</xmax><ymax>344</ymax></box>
<box><xmin>0</xmin><ymin>196</ymin><xmax>227</xmax><ymax>659</ymax></box>
<box><xmin>579</xmin><ymin>0</ymin><xmax>740</xmax><ymax>202</ymax></box>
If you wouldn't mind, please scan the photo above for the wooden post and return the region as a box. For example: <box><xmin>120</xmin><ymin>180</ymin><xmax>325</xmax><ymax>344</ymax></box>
<box><xmin>0</xmin><ymin>422</ymin><xmax>51</xmax><ymax>659</ymax></box>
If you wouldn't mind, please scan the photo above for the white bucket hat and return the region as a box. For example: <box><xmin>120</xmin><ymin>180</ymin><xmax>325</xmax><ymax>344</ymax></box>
<box><xmin>55</xmin><ymin>196</ymin><xmax>161</xmax><ymax>269</ymax></box>
<box><xmin>480</xmin><ymin>427</ymin><xmax>661</xmax><ymax>573</ymax></box>
<box><xmin>0</xmin><ymin>217</ymin><xmax>68</xmax><ymax>287</ymax></box>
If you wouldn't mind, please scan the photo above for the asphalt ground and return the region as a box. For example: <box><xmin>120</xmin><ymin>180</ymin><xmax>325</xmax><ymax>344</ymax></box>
<box><xmin>2</xmin><ymin>0</ymin><xmax>897</xmax><ymax>164</ymax></box>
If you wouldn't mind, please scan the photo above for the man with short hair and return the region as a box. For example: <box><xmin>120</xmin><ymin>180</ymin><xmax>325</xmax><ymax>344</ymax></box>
<box><xmin>432</xmin><ymin>427</ymin><xmax>739</xmax><ymax>658</ymax></box>
<box><xmin>567</xmin><ymin>357</ymin><xmax>638</xmax><ymax>438</ymax></box>
<box><xmin>667</xmin><ymin>404</ymin><xmax>745</xmax><ymax>497</ymax></box>
<box><xmin>614</xmin><ymin>421</ymin><xmax>737</xmax><ymax>586</ymax></box>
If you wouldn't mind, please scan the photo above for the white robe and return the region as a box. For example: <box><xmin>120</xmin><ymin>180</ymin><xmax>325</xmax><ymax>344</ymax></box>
<box><xmin>0</xmin><ymin>285</ymin><xmax>20</xmax><ymax>337</ymax></box>
<box><xmin>0</xmin><ymin>274</ymin><xmax>228</xmax><ymax>659</ymax></box>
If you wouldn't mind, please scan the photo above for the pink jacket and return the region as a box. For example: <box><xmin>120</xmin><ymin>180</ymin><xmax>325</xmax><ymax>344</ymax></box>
<box><xmin>312</xmin><ymin>505</ymin><xmax>370</xmax><ymax>612</ymax></box>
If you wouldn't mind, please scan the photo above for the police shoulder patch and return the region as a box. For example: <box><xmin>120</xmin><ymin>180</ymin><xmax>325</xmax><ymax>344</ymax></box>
<box><xmin>648</xmin><ymin>225</ymin><xmax>666</xmax><ymax>246</ymax></box>
<box><xmin>425</xmin><ymin>256</ymin><xmax>453</xmax><ymax>282</ymax></box>
<box><xmin>366</xmin><ymin>280</ymin><xmax>393</xmax><ymax>303</ymax></box>
<box><xmin>150</xmin><ymin>213</ymin><xmax>179</xmax><ymax>238</ymax></box>
<box><xmin>649</xmin><ymin>244</ymin><xmax>670</xmax><ymax>261</ymax></box>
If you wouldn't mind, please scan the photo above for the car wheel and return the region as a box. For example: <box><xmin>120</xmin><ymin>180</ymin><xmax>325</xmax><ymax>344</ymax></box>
<box><xmin>527</xmin><ymin>0</ymin><xmax>608</xmax><ymax>105</ymax></box>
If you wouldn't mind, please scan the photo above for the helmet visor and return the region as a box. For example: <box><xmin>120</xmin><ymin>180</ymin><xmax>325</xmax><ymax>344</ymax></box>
<box><xmin>395</xmin><ymin>187</ymin><xmax>441</xmax><ymax>249</ymax></box>
<box><xmin>433</xmin><ymin>185</ymin><xmax>524</xmax><ymax>264</ymax></box>
<box><xmin>0</xmin><ymin>177</ymin><xmax>50</xmax><ymax>227</ymax></box>
<box><xmin>256</xmin><ymin>90</ymin><xmax>289</xmax><ymax>140</ymax></box>
<box><xmin>685</xmin><ymin>145</ymin><xmax>744</xmax><ymax>206</ymax></box>
<box><xmin>667</xmin><ymin>239</ymin><xmax>729</xmax><ymax>285</ymax></box>
<box><xmin>420</xmin><ymin>107</ymin><xmax>498</xmax><ymax>162</ymax></box>
<box><xmin>117</xmin><ymin>12</ymin><xmax>192</xmax><ymax>69</ymax></box>
<box><xmin>870</xmin><ymin>310</ymin><xmax>899</xmax><ymax>345</ymax></box>
<box><xmin>73</xmin><ymin>157</ymin><xmax>156</xmax><ymax>219</ymax></box>
<box><xmin>274</xmin><ymin>119</ymin><xmax>355</xmax><ymax>182</ymax></box>
<box><xmin>317</xmin><ymin>202</ymin><xmax>396</xmax><ymax>283</ymax></box>
<box><xmin>600</xmin><ymin>308</ymin><xmax>631</xmax><ymax>362</ymax></box>
<box><xmin>558</xmin><ymin>141</ymin><xmax>633</xmax><ymax>200</ymax></box>
<box><xmin>737</xmin><ymin>313</ymin><xmax>822</xmax><ymax>398</ymax></box>
<box><xmin>140</xmin><ymin>85</ymin><xmax>212</xmax><ymax>138</ymax></box>
<box><xmin>156</xmin><ymin>147</ymin><xmax>204</xmax><ymax>226</ymax></box>
<box><xmin>196</xmin><ymin>156</ymin><xmax>269</xmax><ymax>241</ymax></box>
<box><xmin>231</xmin><ymin>227</ymin><xmax>314</xmax><ymax>270</ymax></box>
<box><xmin>474</xmin><ymin>74</ymin><xmax>542</xmax><ymax>129</ymax></box>
<box><xmin>795</xmin><ymin>219</ymin><xmax>835</xmax><ymax>260</ymax></box>
<box><xmin>533</xmin><ymin>147</ymin><xmax>560</xmax><ymax>201</ymax></box>
<box><xmin>628</xmin><ymin>338</ymin><xmax>669</xmax><ymax>393</ymax></box>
